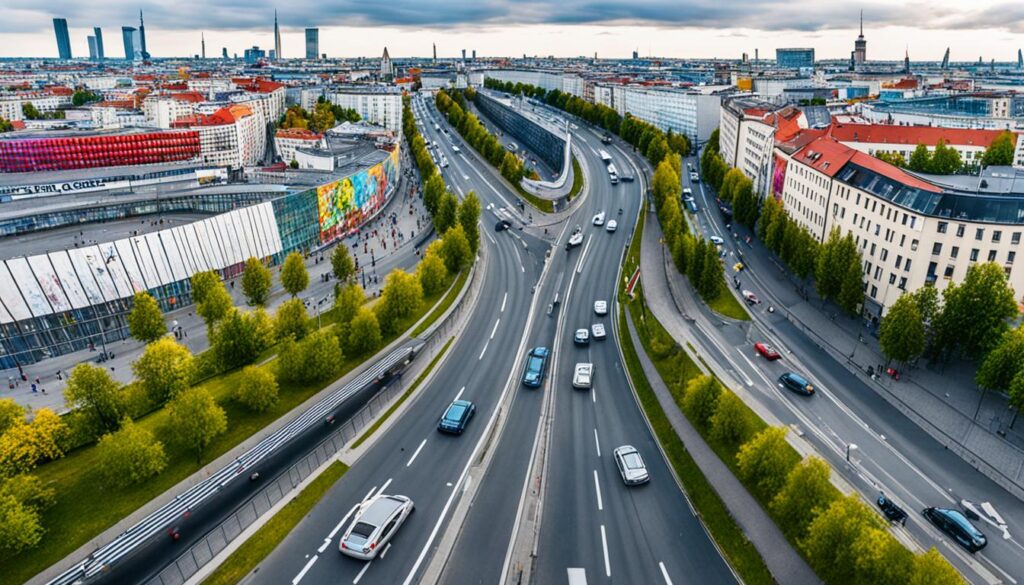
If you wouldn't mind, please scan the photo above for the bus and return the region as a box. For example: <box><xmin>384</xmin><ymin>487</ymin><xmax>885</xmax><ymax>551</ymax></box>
<box><xmin>598</xmin><ymin>149</ymin><xmax>613</xmax><ymax>164</ymax></box>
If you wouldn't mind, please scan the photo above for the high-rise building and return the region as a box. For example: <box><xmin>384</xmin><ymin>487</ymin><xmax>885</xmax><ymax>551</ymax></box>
<box><xmin>244</xmin><ymin>46</ymin><xmax>266</xmax><ymax>63</ymax></box>
<box><xmin>201</xmin><ymin>32</ymin><xmax>206</xmax><ymax>59</ymax></box>
<box><xmin>852</xmin><ymin>10</ymin><xmax>867</xmax><ymax>69</ymax></box>
<box><xmin>776</xmin><ymin>48</ymin><xmax>815</xmax><ymax>70</ymax></box>
<box><xmin>222</xmin><ymin>47</ymin><xmax>229</xmax><ymax>59</ymax></box>
<box><xmin>1018</xmin><ymin>49</ymin><xmax>1023</xmax><ymax>69</ymax></box>
<box><xmin>904</xmin><ymin>47</ymin><xmax>911</xmax><ymax>74</ymax></box>
<box><xmin>632</xmin><ymin>49</ymin><xmax>639</xmax><ymax>60</ymax></box>
<box><xmin>433</xmin><ymin>43</ymin><xmax>437</xmax><ymax>61</ymax></box>
<box><xmin>94</xmin><ymin>27</ymin><xmax>105</xmax><ymax>60</ymax></box>
<box><xmin>53</xmin><ymin>18</ymin><xmax>72</xmax><ymax>60</ymax></box>
<box><xmin>472</xmin><ymin>49</ymin><xmax>476</xmax><ymax>61</ymax></box>
<box><xmin>461</xmin><ymin>48</ymin><xmax>466</xmax><ymax>61</ymax></box>
<box><xmin>122</xmin><ymin>26</ymin><xmax>142</xmax><ymax>61</ymax></box>
<box><xmin>273</xmin><ymin>10</ymin><xmax>282</xmax><ymax>60</ymax></box>
<box><xmin>88</xmin><ymin>36</ymin><xmax>98</xmax><ymax>60</ymax></box>
<box><xmin>138</xmin><ymin>10</ymin><xmax>149</xmax><ymax>59</ymax></box>
<box><xmin>381</xmin><ymin>47</ymin><xmax>393</xmax><ymax>79</ymax></box>
<box><xmin>305</xmin><ymin>28</ymin><xmax>319</xmax><ymax>59</ymax></box>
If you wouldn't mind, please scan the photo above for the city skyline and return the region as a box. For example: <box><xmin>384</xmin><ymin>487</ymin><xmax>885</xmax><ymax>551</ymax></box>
<box><xmin>7</xmin><ymin>0</ymin><xmax>1024</xmax><ymax>61</ymax></box>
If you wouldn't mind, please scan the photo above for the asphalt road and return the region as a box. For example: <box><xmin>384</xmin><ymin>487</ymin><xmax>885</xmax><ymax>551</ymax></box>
<box><xmin>680</xmin><ymin>154</ymin><xmax>1024</xmax><ymax>585</ymax></box>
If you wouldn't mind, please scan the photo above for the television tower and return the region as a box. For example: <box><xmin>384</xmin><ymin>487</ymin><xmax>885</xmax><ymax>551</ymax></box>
<box><xmin>273</xmin><ymin>10</ymin><xmax>282</xmax><ymax>59</ymax></box>
<box><xmin>139</xmin><ymin>10</ymin><xmax>150</xmax><ymax>59</ymax></box>
<box><xmin>201</xmin><ymin>32</ymin><xmax>206</xmax><ymax>59</ymax></box>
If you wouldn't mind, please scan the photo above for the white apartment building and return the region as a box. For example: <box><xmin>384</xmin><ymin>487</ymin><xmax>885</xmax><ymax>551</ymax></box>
<box><xmin>176</xmin><ymin>104</ymin><xmax>263</xmax><ymax>169</ymax></box>
<box><xmin>275</xmin><ymin>128</ymin><xmax>324</xmax><ymax>164</ymax></box>
<box><xmin>775</xmin><ymin>133</ymin><xmax>1024</xmax><ymax>319</ymax></box>
<box><xmin>720</xmin><ymin>98</ymin><xmax>815</xmax><ymax>198</ymax></box>
<box><xmin>325</xmin><ymin>86</ymin><xmax>402</xmax><ymax>131</ymax></box>
<box><xmin>0</xmin><ymin>98</ymin><xmax>23</xmax><ymax>121</ymax></box>
<box><xmin>601</xmin><ymin>85</ymin><xmax>721</xmax><ymax>143</ymax></box>
<box><xmin>483</xmin><ymin>69</ymin><xmax>564</xmax><ymax>92</ymax></box>
<box><xmin>144</xmin><ymin>96</ymin><xmax>199</xmax><ymax>128</ymax></box>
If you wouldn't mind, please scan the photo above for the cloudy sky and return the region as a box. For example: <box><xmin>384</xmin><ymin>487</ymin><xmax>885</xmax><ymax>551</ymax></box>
<box><xmin>6</xmin><ymin>0</ymin><xmax>1024</xmax><ymax>61</ymax></box>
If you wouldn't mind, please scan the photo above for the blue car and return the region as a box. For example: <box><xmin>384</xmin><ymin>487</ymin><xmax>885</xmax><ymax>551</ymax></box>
<box><xmin>521</xmin><ymin>347</ymin><xmax>550</xmax><ymax>388</ymax></box>
<box><xmin>438</xmin><ymin>400</ymin><xmax>475</xmax><ymax>434</ymax></box>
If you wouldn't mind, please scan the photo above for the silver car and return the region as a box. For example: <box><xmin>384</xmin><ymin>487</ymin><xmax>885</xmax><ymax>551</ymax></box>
<box><xmin>573</xmin><ymin>363</ymin><xmax>594</xmax><ymax>389</ymax></box>
<box><xmin>613</xmin><ymin>445</ymin><xmax>650</xmax><ymax>485</ymax></box>
<box><xmin>591</xmin><ymin>323</ymin><xmax>606</xmax><ymax>340</ymax></box>
<box><xmin>339</xmin><ymin>494</ymin><xmax>414</xmax><ymax>559</ymax></box>
<box><xmin>594</xmin><ymin>300</ymin><xmax>608</xmax><ymax>315</ymax></box>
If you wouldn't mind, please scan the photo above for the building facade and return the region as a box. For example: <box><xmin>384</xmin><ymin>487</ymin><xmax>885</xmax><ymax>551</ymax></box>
<box><xmin>325</xmin><ymin>86</ymin><xmax>402</xmax><ymax>131</ymax></box>
<box><xmin>0</xmin><ymin>129</ymin><xmax>201</xmax><ymax>173</ymax></box>
<box><xmin>776</xmin><ymin>48</ymin><xmax>815</xmax><ymax>70</ymax></box>
<box><xmin>305</xmin><ymin>28</ymin><xmax>319</xmax><ymax>59</ymax></box>
<box><xmin>275</xmin><ymin>128</ymin><xmax>324</xmax><ymax>164</ymax></box>
<box><xmin>53</xmin><ymin>18</ymin><xmax>72</xmax><ymax>60</ymax></box>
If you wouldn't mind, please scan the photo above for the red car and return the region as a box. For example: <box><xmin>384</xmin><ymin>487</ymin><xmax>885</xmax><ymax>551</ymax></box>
<box><xmin>754</xmin><ymin>342</ymin><xmax>781</xmax><ymax>360</ymax></box>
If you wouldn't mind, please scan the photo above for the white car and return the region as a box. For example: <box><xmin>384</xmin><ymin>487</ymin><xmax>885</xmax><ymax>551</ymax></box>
<box><xmin>606</xmin><ymin>220</ymin><xmax>618</xmax><ymax>232</ymax></box>
<box><xmin>710</xmin><ymin>235</ymin><xmax>724</xmax><ymax>245</ymax></box>
<box><xmin>592</xmin><ymin>212</ymin><xmax>606</xmax><ymax>226</ymax></box>
<box><xmin>591</xmin><ymin>323</ymin><xmax>607</xmax><ymax>340</ymax></box>
<box><xmin>690</xmin><ymin>171</ymin><xmax>700</xmax><ymax>182</ymax></box>
<box><xmin>572</xmin><ymin>363</ymin><xmax>594</xmax><ymax>389</ymax></box>
<box><xmin>566</xmin><ymin>226</ymin><xmax>584</xmax><ymax>249</ymax></box>
<box><xmin>452</xmin><ymin>145</ymin><xmax>461</xmax><ymax>153</ymax></box>
<box><xmin>594</xmin><ymin>300</ymin><xmax>608</xmax><ymax>315</ymax></box>
<box><xmin>613</xmin><ymin>445</ymin><xmax>650</xmax><ymax>485</ymax></box>
<box><xmin>339</xmin><ymin>494</ymin><xmax>415</xmax><ymax>559</ymax></box>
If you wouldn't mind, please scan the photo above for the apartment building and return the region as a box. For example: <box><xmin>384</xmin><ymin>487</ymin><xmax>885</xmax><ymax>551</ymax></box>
<box><xmin>173</xmin><ymin>104</ymin><xmax>262</xmax><ymax>169</ymax></box>
<box><xmin>325</xmin><ymin>85</ymin><xmax>402</xmax><ymax>132</ymax></box>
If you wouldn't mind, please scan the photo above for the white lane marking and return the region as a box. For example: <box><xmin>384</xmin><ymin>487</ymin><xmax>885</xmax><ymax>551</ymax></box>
<box><xmin>593</xmin><ymin>470</ymin><xmax>603</xmax><ymax>511</ymax></box>
<box><xmin>317</xmin><ymin>537</ymin><xmax>331</xmax><ymax>554</ymax></box>
<box><xmin>352</xmin><ymin>560</ymin><xmax>372</xmax><ymax>584</ymax></box>
<box><xmin>736</xmin><ymin>351</ymin><xmax>757</xmax><ymax>386</ymax></box>
<box><xmin>659</xmin><ymin>562</ymin><xmax>674</xmax><ymax>585</ymax></box>
<box><xmin>485</xmin><ymin>229</ymin><xmax>497</xmax><ymax>245</ymax></box>
<box><xmin>454</xmin><ymin>386</ymin><xmax>466</xmax><ymax>401</ymax></box>
<box><xmin>292</xmin><ymin>554</ymin><xmax>318</xmax><ymax>584</ymax></box>
<box><xmin>594</xmin><ymin>429</ymin><xmax>601</xmax><ymax>457</ymax></box>
<box><xmin>567</xmin><ymin>567</ymin><xmax>588</xmax><ymax>584</ymax></box>
<box><xmin>501</xmin><ymin>292</ymin><xmax>507</xmax><ymax>312</ymax></box>
<box><xmin>512</xmin><ymin>241</ymin><xmax>525</xmax><ymax>273</ymax></box>
<box><xmin>407</xmin><ymin>438</ymin><xmax>427</xmax><ymax>467</ymax></box>
<box><xmin>375</xmin><ymin>478</ymin><xmax>393</xmax><ymax>497</ymax></box>
<box><xmin>575</xmin><ymin>237</ymin><xmax>593</xmax><ymax>274</ymax></box>
<box><xmin>600</xmin><ymin>525</ymin><xmax>611</xmax><ymax>577</ymax></box>
<box><xmin>328</xmin><ymin>504</ymin><xmax>360</xmax><ymax>539</ymax></box>
<box><xmin>490</xmin><ymin>318</ymin><xmax>501</xmax><ymax>339</ymax></box>
<box><xmin>361</xmin><ymin>486</ymin><xmax>376</xmax><ymax>504</ymax></box>
<box><xmin>592</xmin><ymin>386</ymin><xmax>596</xmax><ymax>403</ymax></box>
<box><xmin>479</xmin><ymin>341</ymin><xmax>489</xmax><ymax>360</ymax></box>
<box><xmin>380</xmin><ymin>542</ymin><xmax>393</xmax><ymax>559</ymax></box>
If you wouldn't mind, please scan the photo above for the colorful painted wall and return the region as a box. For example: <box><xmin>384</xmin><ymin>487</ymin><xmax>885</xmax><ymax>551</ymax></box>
<box><xmin>316</xmin><ymin>146</ymin><xmax>400</xmax><ymax>242</ymax></box>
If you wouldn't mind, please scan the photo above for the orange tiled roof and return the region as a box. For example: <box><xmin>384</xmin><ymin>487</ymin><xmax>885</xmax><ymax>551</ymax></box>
<box><xmin>275</xmin><ymin>128</ymin><xmax>323</xmax><ymax>140</ymax></box>
<box><xmin>830</xmin><ymin>123</ymin><xmax>1014</xmax><ymax>148</ymax></box>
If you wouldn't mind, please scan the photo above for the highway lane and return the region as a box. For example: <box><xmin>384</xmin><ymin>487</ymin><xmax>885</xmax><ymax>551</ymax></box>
<box><xmin>250</xmin><ymin>93</ymin><xmax>552</xmax><ymax>585</ymax></box>
<box><xmin>678</xmin><ymin>153</ymin><xmax>1024</xmax><ymax>584</ymax></box>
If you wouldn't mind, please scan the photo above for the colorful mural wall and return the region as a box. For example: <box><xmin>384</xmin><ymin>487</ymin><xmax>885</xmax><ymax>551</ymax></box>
<box><xmin>771</xmin><ymin>153</ymin><xmax>788</xmax><ymax>200</ymax></box>
<box><xmin>316</xmin><ymin>146</ymin><xmax>400</xmax><ymax>242</ymax></box>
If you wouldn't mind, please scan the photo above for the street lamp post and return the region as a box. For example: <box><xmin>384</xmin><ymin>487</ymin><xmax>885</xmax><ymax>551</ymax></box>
<box><xmin>846</xmin><ymin>443</ymin><xmax>858</xmax><ymax>462</ymax></box>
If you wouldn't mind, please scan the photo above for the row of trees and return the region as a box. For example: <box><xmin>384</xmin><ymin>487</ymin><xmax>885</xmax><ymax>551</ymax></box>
<box><xmin>21</xmin><ymin>103</ymin><xmax>64</xmax><ymax>120</ymax></box>
<box><xmin>678</xmin><ymin>375</ymin><xmax>963</xmax><ymax>584</ymax></box>
<box><xmin>483</xmin><ymin>78</ymin><xmax>692</xmax><ymax>165</ymax></box>
<box><xmin>434</xmin><ymin>89</ymin><xmax>527</xmax><ymax>185</ymax></box>
<box><xmin>875</xmin><ymin>132</ymin><xmax>1017</xmax><ymax>174</ymax></box>
<box><xmin>716</xmin><ymin>167</ymin><xmax>760</xmax><ymax>229</ymax></box>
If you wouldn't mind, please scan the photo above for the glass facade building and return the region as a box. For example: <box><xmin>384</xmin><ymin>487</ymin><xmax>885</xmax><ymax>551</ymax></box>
<box><xmin>776</xmin><ymin>48</ymin><xmax>815</xmax><ymax>70</ymax></box>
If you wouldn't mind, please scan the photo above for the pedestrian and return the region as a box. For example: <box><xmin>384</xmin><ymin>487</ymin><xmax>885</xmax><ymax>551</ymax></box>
<box><xmin>31</xmin><ymin>383</ymin><xmax>37</xmax><ymax>393</ymax></box>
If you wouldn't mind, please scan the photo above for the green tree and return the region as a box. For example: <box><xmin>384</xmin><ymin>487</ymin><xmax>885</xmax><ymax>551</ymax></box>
<box><xmin>880</xmin><ymin>293</ymin><xmax>926</xmax><ymax>364</ymax></box>
<box><xmin>697</xmin><ymin>240</ymin><xmax>724</xmax><ymax>300</ymax></box>
<box><xmin>167</xmin><ymin>388</ymin><xmax>227</xmax><ymax>463</ymax></box>
<box><xmin>234</xmin><ymin>366</ymin><xmax>279</xmax><ymax>412</ymax></box>
<box><xmin>758</xmin><ymin>195</ymin><xmax>784</xmax><ymax>242</ymax></box>
<box><xmin>280</xmin><ymin>251</ymin><xmax>309</xmax><ymax>297</ymax></box>
<box><xmin>423</xmin><ymin>174</ymin><xmax>445</xmax><ymax>215</ymax></box>
<box><xmin>652</xmin><ymin>159</ymin><xmax>680</xmax><ymax>210</ymax></box>
<box><xmin>241</xmin><ymin>257</ymin><xmax>272</xmax><ymax>306</ymax></box>
<box><xmin>0</xmin><ymin>117</ymin><xmax>14</xmax><ymax>133</ymax></box>
<box><xmin>646</xmin><ymin>138</ymin><xmax>670</xmax><ymax>166</ymax></box>
<box><xmin>837</xmin><ymin>255</ymin><xmax>865</xmax><ymax>315</ymax></box>
<box><xmin>96</xmin><ymin>418</ymin><xmax>168</xmax><ymax>487</ymax></box>
<box><xmin>910</xmin><ymin>548</ymin><xmax>966</xmax><ymax>585</ymax></box>
<box><xmin>736</xmin><ymin>426</ymin><xmax>799</xmax><ymax>499</ymax></box>
<box><xmin>191</xmin><ymin>270</ymin><xmax>220</xmax><ymax>305</ymax></box>
<box><xmin>815</xmin><ymin>227</ymin><xmax>844</xmax><ymax>299</ymax></box>
<box><xmin>376</xmin><ymin>269</ymin><xmax>423</xmax><ymax>334</ymax></box>
<box><xmin>981</xmin><ymin>131</ymin><xmax>1017</xmax><ymax>167</ymax></box>
<box><xmin>440</xmin><ymin>224</ymin><xmax>473</xmax><ymax>274</ymax></box>
<box><xmin>0</xmin><ymin>490</ymin><xmax>44</xmax><ymax>553</ymax></box>
<box><xmin>681</xmin><ymin>375</ymin><xmax>721</xmax><ymax>429</ymax></box>
<box><xmin>127</xmin><ymin>291</ymin><xmax>165</xmax><ymax>343</ymax></box>
<box><xmin>132</xmin><ymin>336</ymin><xmax>195</xmax><ymax>405</ymax></box>
<box><xmin>932</xmin><ymin>262</ymin><xmax>1018</xmax><ymax>359</ymax></box>
<box><xmin>875</xmin><ymin>151</ymin><xmax>908</xmax><ymax>168</ymax></box>
<box><xmin>63</xmin><ymin>363</ymin><xmax>126</xmax><ymax>435</ymax></box>
<box><xmin>0</xmin><ymin>400</ymin><xmax>25</xmax><ymax>437</ymax></box>
<box><xmin>275</xmin><ymin>297</ymin><xmax>309</xmax><ymax>341</ymax></box>
<box><xmin>310</xmin><ymin>102</ymin><xmax>336</xmax><ymax>133</ymax></box>
<box><xmin>770</xmin><ymin>457</ymin><xmax>836</xmax><ymax>539</ymax></box>
<box><xmin>458</xmin><ymin>191</ymin><xmax>482</xmax><ymax>253</ymax></box>
<box><xmin>912</xmin><ymin>284</ymin><xmax>940</xmax><ymax>324</ymax></box>
<box><xmin>331</xmin><ymin>245</ymin><xmax>355</xmax><ymax>282</ymax></box>
<box><xmin>801</xmin><ymin>495</ymin><xmax>884</xmax><ymax>584</ymax></box>
<box><xmin>434</xmin><ymin>192</ymin><xmax>459</xmax><ymax>235</ymax></box>
<box><xmin>347</xmin><ymin>307</ymin><xmax>383</xmax><ymax>356</ymax></box>
<box><xmin>417</xmin><ymin>242</ymin><xmax>449</xmax><ymax>296</ymax></box>
<box><xmin>194</xmin><ymin>273</ymin><xmax>232</xmax><ymax>326</ymax></box>
<box><xmin>212</xmin><ymin>308</ymin><xmax>274</xmax><ymax>369</ymax></box>
<box><xmin>277</xmin><ymin>329</ymin><xmax>342</xmax><ymax>385</ymax></box>
<box><xmin>1010</xmin><ymin>368</ymin><xmax>1024</xmax><ymax>413</ymax></box>
<box><xmin>709</xmin><ymin>390</ymin><xmax>753</xmax><ymax>446</ymax></box>
<box><xmin>929</xmin><ymin>140</ymin><xmax>962</xmax><ymax>174</ymax></box>
<box><xmin>21</xmin><ymin>102</ymin><xmax>41</xmax><ymax>120</ymax></box>
<box><xmin>0</xmin><ymin>409</ymin><xmax>67</xmax><ymax>478</ymax></box>
<box><xmin>908</xmin><ymin>143</ymin><xmax>931</xmax><ymax>172</ymax></box>
<box><xmin>853</xmin><ymin>527</ymin><xmax>915</xmax><ymax>585</ymax></box>
<box><xmin>333</xmin><ymin>283</ymin><xmax>365</xmax><ymax>325</ymax></box>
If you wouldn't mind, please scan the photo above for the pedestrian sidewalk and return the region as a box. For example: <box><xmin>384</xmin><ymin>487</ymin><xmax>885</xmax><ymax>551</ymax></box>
<box><xmin>625</xmin><ymin>309</ymin><xmax>821</xmax><ymax>585</ymax></box>
<box><xmin>2</xmin><ymin>163</ymin><xmax>430</xmax><ymax>414</ymax></box>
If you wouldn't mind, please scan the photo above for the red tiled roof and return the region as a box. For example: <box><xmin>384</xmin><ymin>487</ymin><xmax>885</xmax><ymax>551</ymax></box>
<box><xmin>275</xmin><ymin>128</ymin><xmax>322</xmax><ymax>140</ymax></box>
<box><xmin>172</xmin><ymin>104</ymin><xmax>252</xmax><ymax>127</ymax></box>
<box><xmin>234</xmin><ymin>78</ymin><xmax>284</xmax><ymax>93</ymax></box>
<box><xmin>792</xmin><ymin>135</ymin><xmax>941</xmax><ymax>192</ymax></box>
<box><xmin>94</xmin><ymin>100</ymin><xmax>136</xmax><ymax>109</ymax></box>
<box><xmin>884</xmin><ymin>78</ymin><xmax>918</xmax><ymax>90</ymax></box>
<box><xmin>46</xmin><ymin>86</ymin><xmax>74</xmax><ymax>96</ymax></box>
<box><xmin>10</xmin><ymin>120</ymin><xmax>25</xmax><ymax>130</ymax></box>
<box><xmin>830</xmin><ymin>123</ymin><xmax>1014</xmax><ymax>148</ymax></box>
<box><xmin>170</xmin><ymin>92</ymin><xmax>206</xmax><ymax>103</ymax></box>
<box><xmin>161</xmin><ymin>82</ymin><xmax>188</xmax><ymax>91</ymax></box>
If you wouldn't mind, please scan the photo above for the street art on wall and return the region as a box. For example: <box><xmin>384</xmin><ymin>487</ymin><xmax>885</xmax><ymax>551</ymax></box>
<box><xmin>771</xmin><ymin>154</ymin><xmax>788</xmax><ymax>200</ymax></box>
<box><xmin>317</xmin><ymin>146</ymin><xmax>400</xmax><ymax>241</ymax></box>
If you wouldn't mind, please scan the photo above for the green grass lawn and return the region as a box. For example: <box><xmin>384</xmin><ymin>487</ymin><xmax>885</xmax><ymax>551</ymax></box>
<box><xmin>0</xmin><ymin>280</ymin><xmax>455</xmax><ymax>585</ymax></box>
<box><xmin>567</xmin><ymin>155</ymin><xmax>584</xmax><ymax>201</ymax></box>
<box><xmin>514</xmin><ymin>183</ymin><xmax>555</xmax><ymax>213</ymax></box>
<box><xmin>201</xmin><ymin>461</ymin><xmax>349</xmax><ymax>585</ymax></box>
<box><xmin>707</xmin><ymin>288</ymin><xmax>751</xmax><ymax>321</ymax></box>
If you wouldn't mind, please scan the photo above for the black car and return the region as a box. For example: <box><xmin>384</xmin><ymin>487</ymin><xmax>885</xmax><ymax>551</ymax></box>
<box><xmin>779</xmin><ymin>372</ymin><xmax>815</xmax><ymax>396</ymax></box>
<box><xmin>922</xmin><ymin>507</ymin><xmax>987</xmax><ymax>552</ymax></box>
<box><xmin>438</xmin><ymin>400</ymin><xmax>475</xmax><ymax>434</ymax></box>
<box><xmin>876</xmin><ymin>493</ymin><xmax>907</xmax><ymax>525</ymax></box>
<box><xmin>495</xmin><ymin>219</ymin><xmax>512</xmax><ymax>232</ymax></box>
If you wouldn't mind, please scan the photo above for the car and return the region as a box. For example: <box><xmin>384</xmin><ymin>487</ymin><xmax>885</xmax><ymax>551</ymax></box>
<box><xmin>682</xmin><ymin>187</ymin><xmax>693</xmax><ymax>196</ymax></box>
<box><xmin>619</xmin><ymin>174</ymin><xmax>635</xmax><ymax>182</ymax></box>
<box><xmin>339</xmin><ymin>494</ymin><xmax>415</xmax><ymax>559</ymax></box>
<box><xmin>779</xmin><ymin>372</ymin><xmax>815</xmax><ymax>396</ymax></box>
<box><xmin>710</xmin><ymin>235</ymin><xmax>724</xmax><ymax>245</ymax></box>
<box><xmin>566</xmin><ymin>226</ymin><xmax>584</xmax><ymax>249</ymax></box>
<box><xmin>572</xmin><ymin>363</ymin><xmax>594</xmax><ymax>389</ymax></box>
<box><xmin>495</xmin><ymin>219</ymin><xmax>512</xmax><ymax>231</ymax></box>
<box><xmin>742</xmin><ymin>289</ymin><xmax>761</xmax><ymax>305</ymax></box>
<box><xmin>594</xmin><ymin>300</ymin><xmax>608</xmax><ymax>315</ymax></box>
<box><xmin>592</xmin><ymin>212</ymin><xmax>606</xmax><ymax>226</ymax></box>
<box><xmin>574</xmin><ymin>328</ymin><xmax>590</xmax><ymax>345</ymax></box>
<box><xmin>521</xmin><ymin>347</ymin><xmax>550</xmax><ymax>388</ymax></box>
<box><xmin>690</xmin><ymin>171</ymin><xmax>700</xmax><ymax>182</ymax></box>
<box><xmin>506</xmin><ymin>142</ymin><xmax>518</xmax><ymax>151</ymax></box>
<box><xmin>437</xmin><ymin>399</ymin><xmax>475</xmax><ymax>434</ymax></box>
<box><xmin>591</xmin><ymin>323</ymin><xmax>607</xmax><ymax>340</ymax></box>
<box><xmin>877</xmin><ymin>493</ymin><xmax>907</xmax><ymax>525</ymax></box>
<box><xmin>613</xmin><ymin>445</ymin><xmax>650</xmax><ymax>485</ymax></box>
<box><xmin>440</xmin><ymin>156</ymin><xmax>449</xmax><ymax>168</ymax></box>
<box><xmin>685</xmin><ymin>200</ymin><xmax>698</xmax><ymax>213</ymax></box>
<box><xmin>433</xmin><ymin>140</ymin><xmax>439</xmax><ymax>147</ymax></box>
<box><xmin>452</xmin><ymin>145</ymin><xmax>461</xmax><ymax>153</ymax></box>
<box><xmin>922</xmin><ymin>507</ymin><xmax>987</xmax><ymax>552</ymax></box>
<box><xmin>606</xmin><ymin>220</ymin><xmax>618</xmax><ymax>232</ymax></box>
<box><xmin>754</xmin><ymin>342</ymin><xmax>781</xmax><ymax>360</ymax></box>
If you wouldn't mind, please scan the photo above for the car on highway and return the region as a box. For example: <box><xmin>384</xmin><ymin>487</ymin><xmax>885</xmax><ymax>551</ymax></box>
<box><xmin>710</xmin><ymin>235</ymin><xmax>724</xmax><ymax>245</ymax></box>
<box><xmin>877</xmin><ymin>493</ymin><xmax>907</xmax><ymax>525</ymax></box>
<box><xmin>452</xmin><ymin>145</ymin><xmax>461</xmax><ymax>154</ymax></box>
<box><xmin>437</xmin><ymin>399</ymin><xmax>476</xmax><ymax>434</ymax></box>
<box><xmin>574</xmin><ymin>328</ymin><xmax>590</xmax><ymax>345</ymax></box>
<box><xmin>754</xmin><ymin>342</ymin><xmax>781</xmax><ymax>360</ymax></box>
<box><xmin>594</xmin><ymin>300</ymin><xmax>608</xmax><ymax>315</ymax></box>
<box><xmin>605</xmin><ymin>220</ymin><xmax>618</xmax><ymax>232</ymax></box>
<box><xmin>613</xmin><ymin>445</ymin><xmax>650</xmax><ymax>485</ymax></box>
<box><xmin>742</xmin><ymin>290</ymin><xmax>761</xmax><ymax>305</ymax></box>
<box><xmin>690</xmin><ymin>171</ymin><xmax>700</xmax><ymax>182</ymax></box>
<box><xmin>572</xmin><ymin>363</ymin><xmax>594</xmax><ymax>389</ymax></box>
<box><xmin>779</xmin><ymin>372</ymin><xmax>815</xmax><ymax>396</ymax></box>
<box><xmin>522</xmin><ymin>347</ymin><xmax>550</xmax><ymax>388</ymax></box>
<box><xmin>495</xmin><ymin>219</ymin><xmax>512</xmax><ymax>231</ymax></box>
<box><xmin>566</xmin><ymin>226</ymin><xmax>584</xmax><ymax>249</ymax></box>
<box><xmin>682</xmin><ymin>188</ymin><xmax>693</xmax><ymax>201</ymax></box>
<box><xmin>619</xmin><ymin>174</ymin><xmax>635</xmax><ymax>182</ymax></box>
<box><xmin>591</xmin><ymin>323</ymin><xmax>606</xmax><ymax>340</ymax></box>
<box><xmin>922</xmin><ymin>507</ymin><xmax>987</xmax><ymax>552</ymax></box>
<box><xmin>593</xmin><ymin>211</ymin><xmax>606</xmax><ymax>226</ymax></box>
<box><xmin>339</xmin><ymin>494</ymin><xmax>415</xmax><ymax>559</ymax></box>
